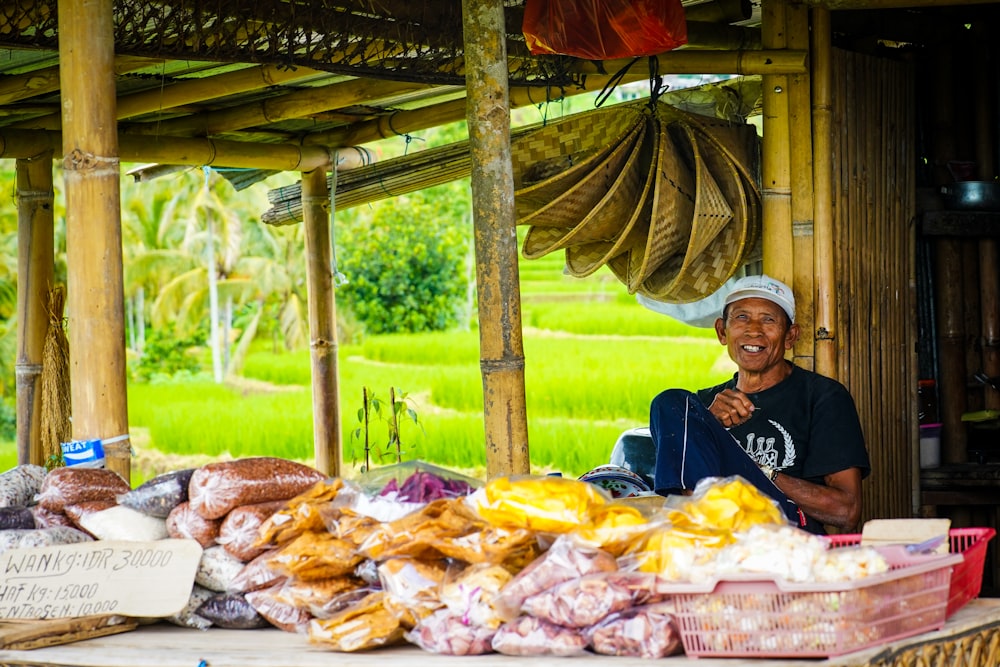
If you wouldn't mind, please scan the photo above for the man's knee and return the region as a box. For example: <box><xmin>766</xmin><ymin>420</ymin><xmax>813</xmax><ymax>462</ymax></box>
<box><xmin>651</xmin><ymin>388</ymin><xmax>696</xmax><ymax>412</ymax></box>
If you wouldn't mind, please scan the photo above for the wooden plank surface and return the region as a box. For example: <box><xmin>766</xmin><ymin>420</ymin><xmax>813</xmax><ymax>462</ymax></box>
<box><xmin>0</xmin><ymin>615</ymin><xmax>137</xmax><ymax>650</ymax></box>
<box><xmin>0</xmin><ymin>599</ymin><xmax>997</xmax><ymax>667</ymax></box>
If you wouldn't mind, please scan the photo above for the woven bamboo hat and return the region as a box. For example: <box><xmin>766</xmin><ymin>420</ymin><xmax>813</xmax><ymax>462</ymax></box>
<box><xmin>631</xmin><ymin>120</ymin><xmax>735</xmax><ymax>296</ymax></box>
<box><xmin>636</xmin><ymin>119</ymin><xmax>752</xmax><ymax>302</ymax></box>
<box><xmin>623</xmin><ymin>107</ymin><xmax>698</xmax><ymax>291</ymax></box>
<box><xmin>521</xmin><ymin>119</ymin><xmax>648</xmax><ymax>259</ymax></box>
<box><xmin>512</xmin><ymin>104</ymin><xmax>645</xmax><ymax>223</ymax></box>
<box><xmin>564</xmin><ymin>114</ymin><xmax>659</xmax><ymax>277</ymax></box>
<box><xmin>519</xmin><ymin>118</ymin><xmax>644</xmax><ymax>236</ymax></box>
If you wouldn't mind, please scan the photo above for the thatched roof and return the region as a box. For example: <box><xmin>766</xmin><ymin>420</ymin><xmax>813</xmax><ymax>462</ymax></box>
<box><xmin>0</xmin><ymin>0</ymin><xmax>996</xmax><ymax>177</ymax></box>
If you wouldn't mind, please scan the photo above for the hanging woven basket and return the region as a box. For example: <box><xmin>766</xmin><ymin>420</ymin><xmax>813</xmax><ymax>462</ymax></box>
<box><xmin>514</xmin><ymin>100</ymin><xmax>761</xmax><ymax>304</ymax></box>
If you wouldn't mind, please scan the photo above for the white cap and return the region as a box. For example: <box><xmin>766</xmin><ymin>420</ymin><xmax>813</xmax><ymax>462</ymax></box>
<box><xmin>723</xmin><ymin>274</ymin><xmax>795</xmax><ymax>322</ymax></box>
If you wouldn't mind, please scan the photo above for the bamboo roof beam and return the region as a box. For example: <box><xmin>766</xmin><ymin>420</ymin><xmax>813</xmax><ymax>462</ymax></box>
<box><xmin>11</xmin><ymin>63</ymin><xmax>328</xmax><ymax>131</ymax></box>
<box><xmin>684</xmin><ymin>0</ymin><xmax>753</xmax><ymax>23</ymax></box>
<box><xmin>0</xmin><ymin>56</ymin><xmax>160</xmax><ymax>106</ymax></box>
<box><xmin>0</xmin><ymin>128</ymin><xmax>334</xmax><ymax>171</ymax></box>
<box><xmin>121</xmin><ymin>78</ymin><xmax>455</xmax><ymax>138</ymax></box>
<box><xmin>308</xmin><ymin>50</ymin><xmax>803</xmax><ymax>148</ymax></box>
<box><xmin>684</xmin><ymin>21</ymin><xmax>762</xmax><ymax>50</ymax></box>
<box><xmin>563</xmin><ymin>48</ymin><xmax>807</xmax><ymax>77</ymax></box>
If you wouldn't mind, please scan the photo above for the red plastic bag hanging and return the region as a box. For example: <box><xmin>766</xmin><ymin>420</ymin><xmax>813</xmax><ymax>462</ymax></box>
<box><xmin>522</xmin><ymin>0</ymin><xmax>688</xmax><ymax>61</ymax></box>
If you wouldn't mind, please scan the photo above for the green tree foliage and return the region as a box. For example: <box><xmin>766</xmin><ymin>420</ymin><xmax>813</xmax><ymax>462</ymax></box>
<box><xmin>130</xmin><ymin>325</ymin><xmax>205</xmax><ymax>382</ymax></box>
<box><xmin>337</xmin><ymin>183</ymin><xmax>472</xmax><ymax>334</ymax></box>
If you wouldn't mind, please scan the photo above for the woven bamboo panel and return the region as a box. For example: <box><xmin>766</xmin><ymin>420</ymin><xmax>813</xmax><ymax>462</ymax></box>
<box><xmin>831</xmin><ymin>48</ymin><xmax>916</xmax><ymax>524</ymax></box>
<box><xmin>862</xmin><ymin>624</ymin><xmax>1000</xmax><ymax>667</ymax></box>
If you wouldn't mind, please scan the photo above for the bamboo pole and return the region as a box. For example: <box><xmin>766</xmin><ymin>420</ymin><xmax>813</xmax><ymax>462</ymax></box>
<box><xmin>301</xmin><ymin>166</ymin><xmax>341</xmax><ymax>477</ymax></box>
<box><xmin>0</xmin><ymin>56</ymin><xmax>159</xmax><ymax>106</ymax></box>
<box><xmin>14</xmin><ymin>154</ymin><xmax>54</xmax><ymax>466</ymax></box>
<box><xmin>811</xmin><ymin>8</ymin><xmax>837</xmax><ymax>378</ymax></box>
<box><xmin>684</xmin><ymin>0</ymin><xmax>752</xmax><ymax>24</ymax></box>
<box><xmin>124</xmin><ymin>78</ymin><xmax>449</xmax><ymax>138</ymax></box>
<box><xmin>786</xmin><ymin>2</ymin><xmax>815</xmax><ymax>371</ymax></box>
<box><xmin>462</xmin><ymin>0</ymin><xmax>530</xmax><ymax>478</ymax></box>
<box><xmin>928</xmin><ymin>41</ymin><xmax>967</xmax><ymax>464</ymax></box>
<box><xmin>567</xmin><ymin>49</ymin><xmax>807</xmax><ymax>77</ymax></box>
<box><xmin>980</xmin><ymin>241</ymin><xmax>1000</xmax><ymax>410</ymax></box>
<box><xmin>761</xmin><ymin>0</ymin><xmax>794</xmax><ymax>288</ymax></box>
<box><xmin>683</xmin><ymin>22</ymin><xmax>761</xmax><ymax>50</ymax></box>
<box><xmin>973</xmin><ymin>25</ymin><xmax>1000</xmax><ymax>411</ymax></box>
<box><xmin>308</xmin><ymin>51</ymin><xmax>805</xmax><ymax>149</ymax></box>
<box><xmin>59</xmin><ymin>0</ymin><xmax>131</xmax><ymax>482</ymax></box>
<box><xmin>0</xmin><ymin>129</ymin><xmax>334</xmax><ymax>172</ymax></box>
<box><xmin>14</xmin><ymin>63</ymin><xmax>326</xmax><ymax>130</ymax></box>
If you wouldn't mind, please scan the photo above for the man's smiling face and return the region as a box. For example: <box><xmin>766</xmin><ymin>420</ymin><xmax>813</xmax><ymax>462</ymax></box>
<box><xmin>716</xmin><ymin>297</ymin><xmax>798</xmax><ymax>374</ymax></box>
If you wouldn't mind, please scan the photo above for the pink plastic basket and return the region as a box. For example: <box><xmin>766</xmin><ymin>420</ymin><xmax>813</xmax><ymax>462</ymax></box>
<box><xmin>827</xmin><ymin>527</ymin><xmax>995</xmax><ymax>618</ymax></box>
<box><xmin>667</xmin><ymin>549</ymin><xmax>961</xmax><ymax>659</ymax></box>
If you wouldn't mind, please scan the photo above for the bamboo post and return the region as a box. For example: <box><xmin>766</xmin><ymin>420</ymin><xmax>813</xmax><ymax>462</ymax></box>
<box><xmin>786</xmin><ymin>2</ymin><xmax>815</xmax><ymax>371</ymax></box>
<box><xmin>462</xmin><ymin>0</ymin><xmax>530</xmax><ymax>478</ymax></box>
<box><xmin>14</xmin><ymin>154</ymin><xmax>54</xmax><ymax>466</ymax></box>
<box><xmin>811</xmin><ymin>7</ymin><xmax>838</xmax><ymax>378</ymax></box>
<box><xmin>761</xmin><ymin>0</ymin><xmax>794</xmax><ymax>289</ymax></box>
<box><xmin>973</xmin><ymin>25</ymin><xmax>1000</xmax><ymax>411</ymax></box>
<box><xmin>59</xmin><ymin>0</ymin><xmax>131</xmax><ymax>482</ymax></box>
<box><xmin>301</xmin><ymin>166</ymin><xmax>341</xmax><ymax>477</ymax></box>
<box><xmin>928</xmin><ymin>41</ymin><xmax>966</xmax><ymax>464</ymax></box>
<box><xmin>981</xmin><ymin>240</ymin><xmax>1000</xmax><ymax>411</ymax></box>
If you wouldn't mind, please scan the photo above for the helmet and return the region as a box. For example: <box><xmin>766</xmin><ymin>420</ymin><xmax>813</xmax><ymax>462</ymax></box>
<box><xmin>609</xmin><ymin>426</ymin><xmax>656</xmax><ymax>488</ymax></box>
<box><xmin>578</xmin><ymin>464</ymin><xmax>652</xmax><ymax>498</ymax></box>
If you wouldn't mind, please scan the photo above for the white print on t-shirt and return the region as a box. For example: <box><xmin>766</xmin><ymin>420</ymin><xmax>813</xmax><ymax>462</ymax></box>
<box><xmin>742</xmin><ymin>420</ymin><xmax>797</xmax><ymax>470</ymax></box>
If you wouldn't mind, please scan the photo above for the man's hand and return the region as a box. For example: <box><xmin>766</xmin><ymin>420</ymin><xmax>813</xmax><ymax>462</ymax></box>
<box><xmin>708</xmin><ymin>388</ymin><xmax>757</xmax><ymax>428</ymax></box>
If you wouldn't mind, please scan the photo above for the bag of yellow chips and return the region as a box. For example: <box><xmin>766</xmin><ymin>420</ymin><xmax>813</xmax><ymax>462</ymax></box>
<box><xmin>670</xmin><ymin>475</ymin><xmax>786</xmax><ymax>534</ymax></box>
<box><xmin>470</xmin><ymin>475</ymin><xmax>609</xmax><ymax>534</ymax></box>
<box><xmin>620</xmin><ymin>476</ymin><xmax>788</xmax><ymax>580</ymax></box>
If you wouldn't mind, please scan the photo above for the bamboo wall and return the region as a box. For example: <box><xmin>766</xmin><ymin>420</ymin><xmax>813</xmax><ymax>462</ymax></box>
<box><xmin>831</xmin><ymin>48</ymin><xmax>917</xmax><ymax>522</ymax></box>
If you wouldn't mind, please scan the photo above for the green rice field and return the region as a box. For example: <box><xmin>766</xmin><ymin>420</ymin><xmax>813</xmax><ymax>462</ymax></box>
<box><xmin>124</xmin><ymin>256</ymin><xmax>732</xmax><ymax>483</ymax></box>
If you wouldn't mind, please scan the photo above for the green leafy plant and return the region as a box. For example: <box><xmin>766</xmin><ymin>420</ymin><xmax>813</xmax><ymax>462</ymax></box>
<box><xmin>130</xmin><ymin>325</ymin><xmax>206</xmax><ymax>382</ymax></box>
<box><xmin>351</xmin><ymin>386</ymin><xmax>423</xmax><ymax>471</ymax></box>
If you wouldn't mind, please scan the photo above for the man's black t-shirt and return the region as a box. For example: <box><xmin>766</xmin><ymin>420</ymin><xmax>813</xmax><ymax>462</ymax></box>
<box><xmin>696</xmin><ymin>363</ymin><xmax>871</xmax><ymax>485</ymax></box>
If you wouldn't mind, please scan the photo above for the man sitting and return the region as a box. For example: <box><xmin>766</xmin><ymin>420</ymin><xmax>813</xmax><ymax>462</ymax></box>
<box><xmin>649</xmin><ymin>274</ymin><xmax>870</xmax><ymax>534</ymax></box>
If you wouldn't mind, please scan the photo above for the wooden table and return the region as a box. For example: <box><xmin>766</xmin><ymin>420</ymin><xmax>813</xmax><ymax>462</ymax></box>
<box><xmin>0</xmin><ymin>599</ymin><xmax>998</xmax><ymax>667</ymax></box>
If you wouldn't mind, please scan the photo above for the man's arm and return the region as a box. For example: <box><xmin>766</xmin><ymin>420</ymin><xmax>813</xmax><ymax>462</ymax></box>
<box><xmin>772</xmin><ymin>467</ymin><xmax>863</xmax><ymax>532</ymax></box>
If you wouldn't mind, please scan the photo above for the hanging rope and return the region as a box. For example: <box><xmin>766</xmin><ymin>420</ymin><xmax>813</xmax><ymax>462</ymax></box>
<box><xmin>40</xmin><ymin>285</ymin><xmax>71</xmax><ymax>468</ymax></box>
<box><xmin>647</xmin><ymin>55</ymin><xmax>668</xmax><ymax>108</ymax></box>
<box><xmin>328</xmin><ymin>150</ymin><xmax>348</xmax><ymax>287</ymax></box>
<box><xmin>594</xmin><ymin>57</ymin><xmax>640</xmax><ymax>108</ymax></box>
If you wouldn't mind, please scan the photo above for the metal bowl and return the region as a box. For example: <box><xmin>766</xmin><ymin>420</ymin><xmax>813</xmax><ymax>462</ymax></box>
<box><xmin>941</xmin><ymin>181</ymin><xmax>1000</xmax><ymax>212</ymax></box>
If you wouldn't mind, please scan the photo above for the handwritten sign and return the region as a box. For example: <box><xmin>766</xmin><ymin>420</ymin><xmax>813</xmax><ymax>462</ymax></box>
<box><xmin>0</xmin><ymin>539</ymin><xmax>202</xmax><ymax>620</ymax></box>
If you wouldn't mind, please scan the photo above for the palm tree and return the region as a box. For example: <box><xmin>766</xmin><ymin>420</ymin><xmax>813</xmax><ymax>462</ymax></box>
<box><xmin>125</xmin><ymin>167</ymin><xmax>312</xmax><ymax>382</ymax></box>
